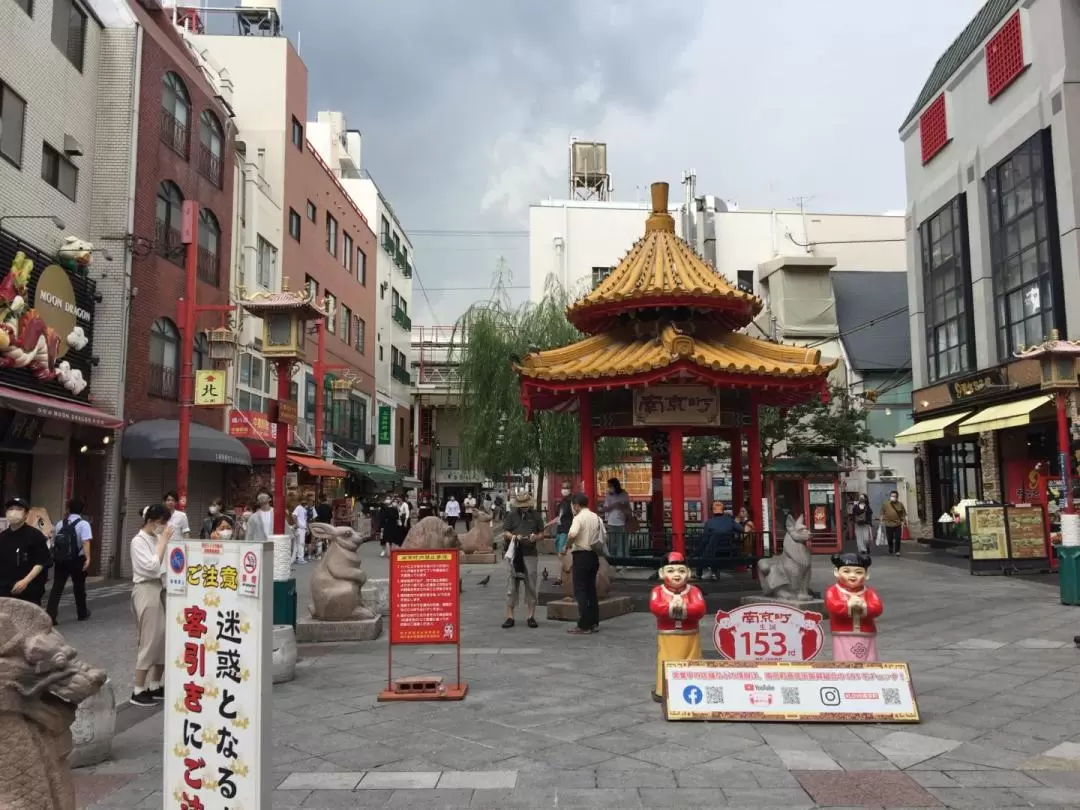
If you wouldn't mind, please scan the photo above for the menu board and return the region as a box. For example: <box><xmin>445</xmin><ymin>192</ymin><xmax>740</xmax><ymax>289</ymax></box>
<box><xmin>968</xmin><ymin>506</ymin><xmax>1007</xmax><ymax>560</ymax></box>
<box><xmin>1006</xmin><ymin>504</ymin><xmax>1047</xmax><ymax>560</ymax></box>
<box><xmin>390</xmin><ymin>550</ymin><xmax>460</xmax><ymax>644</ymax></box>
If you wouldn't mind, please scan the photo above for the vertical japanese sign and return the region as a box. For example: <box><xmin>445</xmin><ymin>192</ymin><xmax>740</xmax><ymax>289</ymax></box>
<box><xmin>390</xmin><ymin>550</ymin><xmax>459</xmax><ymax>644</ymax></box>
<box><xmin>164</xmin><ymin>541</ymin><xmax>272</xmax><ymax>809</ymax></box>
<box><xmin>194</xmin><ymin>370</ymin><xmax>227</xmax><ymax>407</ymax></box>
<box><xmin>377</xmin><ymin>405</ymin><xmax>392</xmax><ymax>445</ymax></box>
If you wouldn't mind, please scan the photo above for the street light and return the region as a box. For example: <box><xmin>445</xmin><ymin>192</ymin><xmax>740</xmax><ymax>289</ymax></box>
<box><xmin>0</xmin><ymin>214</ymin><xmax>66</xmax><ymax>232</ymax></box>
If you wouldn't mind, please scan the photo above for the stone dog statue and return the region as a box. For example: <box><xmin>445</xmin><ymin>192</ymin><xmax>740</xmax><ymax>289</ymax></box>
<box><xmin>307</xmin><ymin>523</ymin><xmax>377</xmax><ymax>622</ymax></box>
<box><xmin>0</xmin><ymin>598</ymin><xmax>107</xmax><ymax>810</ymax></box>
<box><xmin>758</xmin><ymin>514</ymin><xmax>814</xmax><ymax>602</ymax></box>
<box><xmin>559</xmin><ymin>553</ymin><xmax>614</xmax><ymax>600</ymax></box>
<box><xmin>403</xmin><ymin>516</ymin><xmax>461</xmax><ymax>550</ymax></box>
<box><xmin>459</xmin><ymin>510</ymin><xmax>494</xmax><ymax>555</ymax></box>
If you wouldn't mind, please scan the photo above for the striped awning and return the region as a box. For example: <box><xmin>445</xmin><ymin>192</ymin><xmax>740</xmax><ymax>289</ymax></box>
<box><xmin>893</xmin><ymin>412</ymin><xmax>971</xmax><ymax>444</ymax></box>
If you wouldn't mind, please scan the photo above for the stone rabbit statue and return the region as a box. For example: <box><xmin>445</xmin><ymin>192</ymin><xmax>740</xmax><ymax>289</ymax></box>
<box><xmin>307</xmin><ymin>523</ymin><xmax>376</xmax><ymax>621</ymax></box>
<box><xmin>757</xmin><ymin>514</ymin><xmax>814</xmax><ymax>601</ymax></box>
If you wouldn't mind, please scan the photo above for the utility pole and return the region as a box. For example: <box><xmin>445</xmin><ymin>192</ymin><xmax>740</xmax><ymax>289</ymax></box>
<box><xmin>682</xmin><ymin>170</ymin><xmax>697</xmax><ymax>250</ymax></box>
<box><xmin>792</xmin><ymin>195</ymin><xmax>815</xmax><ymax>254</ymax></box>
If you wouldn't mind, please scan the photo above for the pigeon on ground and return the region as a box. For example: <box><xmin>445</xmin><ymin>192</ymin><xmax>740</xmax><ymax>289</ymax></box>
<box><xmin>478</xmin><ymin>575</ymin><xmax>490</xmax><ymax>587</ymax></box>
<box><xmin>541</xmin><ymin>568</ymin><xmax>549</xmax><ymax>582</ymax></box>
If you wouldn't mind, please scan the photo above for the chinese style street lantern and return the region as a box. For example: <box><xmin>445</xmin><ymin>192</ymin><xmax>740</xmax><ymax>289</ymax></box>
<box><xmin>331</xmin><ymin>376</ymin><xmax>354</xmax><ymax>404</ymax></box>
<box><xmin>204</xmin><ymin>325</ymin><xmax>239</xmax><ymax>366</ymax></box>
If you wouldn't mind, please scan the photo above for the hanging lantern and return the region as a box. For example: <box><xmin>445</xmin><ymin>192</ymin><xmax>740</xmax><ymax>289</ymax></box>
<box><xmin>331</xmin><ymin>377</ymin><xmax>353</xmax><ymax>403</ymax></box>
<box><xmin>204</xmin><ymin>326</ymin><xmax>239</xmax><ymax>364</ymax></box>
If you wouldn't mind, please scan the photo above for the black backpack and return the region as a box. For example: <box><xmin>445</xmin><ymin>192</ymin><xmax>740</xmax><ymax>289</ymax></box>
<box><xmin>52</xmin><ymin>518</ymin><xmax>83</xmax><ymax>563</ymax></box>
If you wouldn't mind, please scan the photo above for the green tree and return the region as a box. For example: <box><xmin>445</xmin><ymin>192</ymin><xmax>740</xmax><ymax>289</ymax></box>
<box><xmin>451</xmin><ymin>275</ymin><xmax>622</xmax><ymax>509</ymax></box>
<box><xmin>682</xmin><ymin>436</ymin><xmax>729</xmax><ymax>469</ymax></box>
<box><xmin>759</xmin><ymin>382</ymin><xmax>882</xmax><ymax>466</ymax></box>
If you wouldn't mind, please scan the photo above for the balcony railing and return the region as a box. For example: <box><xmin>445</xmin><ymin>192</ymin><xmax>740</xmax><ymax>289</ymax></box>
<box><xmin>392</xmin><ymin>306</ymin><xmax>411</xmax><ymax>330</ymax></box>
<box><xmin>394</xmin><ymin>249</ymin><xmax>407</xmax><ymax>269</ymax></box>
<box><xmin>148</xmin><ymin>362</ymin><xmax>178</xmax><ymax>400</ymax></box>
<box><xmin>160</xmin><ymin>110</ymin><xmax>189</xmax><ymax>159</ymax></box>
<box><xmin>197</xmin><ymin>246</ymin><xmax>220</xmax><ymax>287</ymax></box>
<box><xmin>391</xmin><ymin>365</ymin><xmax>412</xmax><ymax>385</ymax></box>
<box><xmin>381</xmin><ymin>233</ymin><xmax>396</xmax><ymax>254</ymax></box>
<box><xmin>154</xmin><ymin>220</ymin><xmax>184</xmax><ymax>266</ymax></box>
<box><xmin>197</xmin><ymin>144</ymin><xmax>223</xmax><ymax>188</ymax></box>
<box><xmin>403</xmin><ymin>262</ymin><xmax>413</xmax><ymax>279</ymax></box>
<box><xmin>418</xmin><ymin>366</ymin><xmax>461</xmax><ymax>386</ymax></box>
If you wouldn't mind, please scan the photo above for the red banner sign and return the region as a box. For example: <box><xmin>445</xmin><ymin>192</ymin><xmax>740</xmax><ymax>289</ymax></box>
<box><xmin>390</xmin><ymin>550</ymin><xmax>460</xmax><ymax>645</ymax></box>
<box><xmin>713</xmin><ymin>603</ymin><xmax>825</xmax><ymax>662</ymax></box>
<box><xmin>228</xmin><ymin>409</ymin><xmax>293</xmax><ymax>444</ymax></box>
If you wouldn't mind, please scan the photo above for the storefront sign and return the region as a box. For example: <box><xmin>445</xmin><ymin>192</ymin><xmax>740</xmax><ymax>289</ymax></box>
<box><xmin>633</xmin><ymin>385</ymin><xmax>722</xmax><ymax>427</ymax></box>
<box><xmin>277</xmin><ymin>399</ymin><xmax>297</xmax><ymax>426</ymax></box>
<box><xmin>1006</xmin><ymin>504</ymin><xmax>1047</xmax><ymax>559</ymax></box>
<box><xmin>1004</xmin><ymin>459</ymin><xmax>1043</xmax><ymax>504</ymax></box>
<box><xmin>377</xmin><ymin>405</ymin><xmax>392</xmax><ymax>445</ymax></box>
<box><xmin>228</xmin><ymin>409</ymin><xmax>293</xmax><ymax>445</ymax></box>
<box><xmin>968</xmin><ymin>505</ymin><xmax>1008</xmax><ymax>561</ymax></box>
<box><xmin>163</xmin><ymin>541</ymin><xmax>271</xmax><ymax>809</ymax></box>
<box><xmin>389</xmin><ymin>550</ymin><xmax>459</xmax><ymax>644</ymax></box>
<box><xmin>436</xmin><ymin>469</ymin><xmax>484</xmax><ymax>484</ymax></box>
<box><xmin>194</xmin><ymin>370</ymin><xmax>227</xmax><ymax>406</ymax></box>
<box><xmin>663</xmin><ymin>660</ymin><xmax>919</xmax><ymax>723</ymax></box>
<box><xmin>713</xmin><ymin>604</ymin><xmax>824</xmax><ymax>662</ymax></box>
<box><xmin>813</xmin><ymin>505</ymin><xmax>827</xmax><ymax>530</ymax></box>
<box><xmin>947</xmin><ymin>369</ymin><xmax>1006</xmax><ymax>400</ymax></box>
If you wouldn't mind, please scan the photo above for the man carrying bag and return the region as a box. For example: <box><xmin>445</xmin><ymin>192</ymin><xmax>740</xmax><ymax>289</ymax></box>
<box><xmin>46</xmin><ymin>496</ymin><xmax>93</xmax><ymax>625</ymax></box>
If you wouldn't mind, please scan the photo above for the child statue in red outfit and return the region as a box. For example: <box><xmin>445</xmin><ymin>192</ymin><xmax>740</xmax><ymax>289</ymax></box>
<box><xmin>825</xmin><ymin>552</ymin><xmax>883</xmax><ymax>662</ymax></box>
<box><xmin>649</xmin><ymin>552</ymin><xmax>707</xmax><ymax>702</ymax></box>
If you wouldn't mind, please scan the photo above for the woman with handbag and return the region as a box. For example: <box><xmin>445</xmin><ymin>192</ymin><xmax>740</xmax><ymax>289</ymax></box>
<box><xmin>851</xmin><ymin>495</ymin><xmax>873</xmax><ymax>555</ymax></box>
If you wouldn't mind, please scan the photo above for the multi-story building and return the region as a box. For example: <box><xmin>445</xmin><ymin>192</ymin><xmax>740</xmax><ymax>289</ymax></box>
<box><xmin>897</xmin><ymin>0</ymin><xmax>1080</xmax><ymax>540</ymax></box>
<box><xmin>306</xmin><ymin>111</ymin><xmax>416</xmax><ymax>481</ymax></box>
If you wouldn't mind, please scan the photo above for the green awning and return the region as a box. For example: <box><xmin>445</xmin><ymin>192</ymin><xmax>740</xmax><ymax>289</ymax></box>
<box><xmin>335</xmin><ymin>459</ymin><xmax>402</xmax><ymax>486</ymax></box>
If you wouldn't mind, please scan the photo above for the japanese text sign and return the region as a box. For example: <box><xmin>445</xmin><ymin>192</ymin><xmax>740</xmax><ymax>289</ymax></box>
<box><xmin>194</xmin><ymin>370</ymin><xmax>227</xmax><ymax>407</ymax></box>
<box><xmin>713</xmin><ymin>603</ymin><xmax>824</xmax><ymax>662</ymax></box>
<box><xmin>377</xmin><ymin>405</ymin><xmax>392</xmax><ymax>445</ymax></box>
<box><xmin>390</xmin><ymin>550</ymin><xmax>460</xmax><ymax>645</ymax></box>
<box><xmin>164</xmin><ymin>541</ymin><xmax>272</xmax><ymax>809</ymax></box>
<box><xmin>664</xmin><ymin>660</ymin><xmax>919</xmax><ymax>723</ymax></box>
<box><xmin>632</xmin><ymin>385</ymin><xmax>721</xmax><ymax>427</ymax></box>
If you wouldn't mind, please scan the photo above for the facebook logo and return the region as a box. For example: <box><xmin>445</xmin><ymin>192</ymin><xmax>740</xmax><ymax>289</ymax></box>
<box><xmin>683</xmin><ymin>685</ymin><xmax>703</xmax><ymax>706</ymax></box>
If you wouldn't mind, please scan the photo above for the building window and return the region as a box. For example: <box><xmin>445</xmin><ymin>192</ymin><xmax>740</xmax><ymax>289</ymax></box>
<box><xmin>736</xmin><ymin>270</ymin><xmax>754</xmax><ymax>294</ymax></box>
<box><xmin>930</xmin><ymin>442</ymin><xmax>982</xmax><ymax>539</ymax></box>
<box><xmin>40</xmin><ymin>142</ymin><xmax>77</xmax><ymax>201</ymax></box>
<box><xmin>326</xmin><ymin>214</ymin><xmax>338</xmax><ymax>257</ymax></box>
<box><xmin>51</xmin><ymin>0</ymin><xmax>86</xmax><ymax>72</ymax></box>
<box><xmin>987</xmin><ymin>130</ymin><xmax>1061</xmax><ymax>358</ymax></box>
<box><xmin>341</xmin><ymin>305</ymin><xmax>352</xmax><ymax>344</ymax></box>
<box><xmin>291</xmin><ymin>117</ymin><xmax>303</xmax><ymax>149</ymax></box>
<box><xmin>160</xmin><ymin>72</ymin><xmax>190</xmax><ymax>158</ymax></box>
<box><xmin>349</xmin><ymin>395</ymin><xmax>367</xmax><ymax>443</ymax></box>
<box><xmin>306</xmin><ymin>200</ymin><xmax>316</xmax><ymax>222</ymax></box>
<box><xmin>155</xmin><ymin>181</ymin><xmax>185</xmax><ymax>266</ymax></box>
<box><xmin>193</xmin><ymin>333</ymin><xmax>209</xmax><ymax>370</ymax></box>
<box><xmin>149</xmin><ymin>317</ymin><xmax>180</xmax><ymax>399</ymax></box>
<box><xmin>325</xmin><ymin>293</ymin><xmax>337</xmax><ymax>333</ymax></box>
<box><xmin>357</xmin><ymin>248</ymin><xmax>366</xmax><ymax>285</ymax></box>
<box><xmin>378</xmin><ymin>345</ymin><xmax>384</xmax><ymax>362</ymax></box>
<box><xmin>256</xmin><ymin>235</ymin><xmax>276</xmax><ymax>288</ymax></box>
<box><xmin>198</xmin><ymin>110</ymin><xmax>224</xmax><ymax>187</ymax></box>
<box><xmin>356</xmin><ymin>316</ymin><xmax>366</xmax><ymax>354</ymax></box>
<box><xmin>237</xmin><ymin>352</ymin><xmax>269</xmax><ymax>412</ymax></box>
<box><xmin>197</xmin><ymin>208</ymin><xmax>221</xmax><ymax>286</ymax></box>
<box><xmin>920</xmin><ymin>196</ymin><xmax>973</xmax><ymax>382</ymax></box>
<box><xmin>288</xmin><ymin>208</ymin><xmax>301</xmax><ymax>241</ymax></box>
<box><xmin>0</xmin><ymin>81</ymin><xmax>25</xmax><ymax>168</ymax></box>
<box><xmin>398</xmin><ymin>415</ymin><xmax>405</xmax><ymax>448</ymax></box>
<box><xmin>343</xmin><ymin>232</ymin><xmax>353</xmax><ymax>271</ymax></box>
<box><xmin>591</xmin><ymin>266</ymin><xmax>613</xmax><ymax>288</ymax></box>
<box><xmin>305</xmin><ymin>275</ymin><xmax>318</xmax><ymax>299</ymax></box>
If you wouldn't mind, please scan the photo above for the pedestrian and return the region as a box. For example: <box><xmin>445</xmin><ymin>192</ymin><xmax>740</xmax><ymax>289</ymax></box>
<box><xmin>253</xmin><ymin>490</ymin><xmax>275</xmax><ymax>538</ymax></box>
<box><xmin>292</xmin><ymin>492</ymin><xmax>310</xmax><ymax>564</ymax></box>
<box><xmin>600</xmin><ymin>477</ymin><xmax>632</xmax><ymax>568</ymax></box>
<box><xmin>699</xmin><ymin>501</ymin><xmax>741</xmax><ymax>580</ymax></box>
<box><xmin>396</xmin><ymin>494</ymin><xmax>412</xmax><ymax>543</ymax></box>
<box><xmin>0</xmin><ymin>497</ymin><xmax>50</xmax><ymax>606</ymax></box>
<box><xmin>378</xmin><ymin>496</ymin><xmax>397</xmax><ymax>555</ymax></box>
<box><xmin>547</xmin><ymin>481</ymin><xmax>574</xmax><ymax>586</ymax></box>
<box><xmin>444</xmin><ymin>494</ymin><xmax>461</xmax><ymax>530</ymax></box>
<box><xmin>566</xmin><ymin>492</ymin><xmax>603</xmax><ymax>635</ymax></box>
<box><xmin>736</xmin><ymin>506</ymin><xmax>757</xmax><ymax>557</ymax></box>
<box><xmin>463</xmin><ymin>492</ymin><xmax>477</xmax><ymax>532</ymax></box>
<box><xmin>851</xmin><ymin>494</ymin><xmax>873</xmax><ymax>555</ymax></box>
<box><xmin>163</xmin><ymin>491</ymin><xmax>191</xmax><ymax>539</ymax></box>
<box><xmin>881</xmin><ymin>490</ymin><xmax>908</xmax><ymax>556</ymax></box>
<box><xmin>500</xmin><ymin>490</ymin><xmax>544</xmax><ymax>629</ymax></box>
<box><xmin>315</xmin><ymin>493</ymin><xmax>333</xmax><ymax>524</ymax></box>
<box><xmin>199</xmin><ymin>497</ymin><xmax>233</xmax><ymax>540</ymax></box>
<box><xmin>129</xmin><ymin>504</ymin><xmax>172</xmax><ymax>707</ymax></box>
<box><xmin>45</xmin><ymin>496</ymin><xmax>93</xmax><ymax>625</ymax></box>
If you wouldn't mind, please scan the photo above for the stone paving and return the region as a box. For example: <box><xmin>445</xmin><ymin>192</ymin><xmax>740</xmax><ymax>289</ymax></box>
<box><xmin>70</xmin><ymin>543</ymin><xmax>1080</xmax><ymax>809</ymax></box>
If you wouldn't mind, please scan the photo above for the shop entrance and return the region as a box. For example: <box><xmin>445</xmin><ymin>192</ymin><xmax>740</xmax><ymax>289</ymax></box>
<box><xmin>929</xmin><ymin>441</ymin><xmax>982</xmax><ymax>538</ymax></box>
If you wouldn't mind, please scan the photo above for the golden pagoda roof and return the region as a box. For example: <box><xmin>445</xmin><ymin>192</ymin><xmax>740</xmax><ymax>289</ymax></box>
<box><xmin>516</xmin><ymin>323</ymin><xmax>837</xmax><ymax>383</ymax></box>
<box><xmin>565</xmin><ymin>182</ymin><xmax>762</xmax><ymax>333</ymax></box>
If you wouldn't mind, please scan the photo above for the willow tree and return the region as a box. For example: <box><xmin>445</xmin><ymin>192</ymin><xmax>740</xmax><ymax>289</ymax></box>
<box><xmin>452</xmin><ymin>277</ymin><xmax>622</xmax><ymax>509</ymax></box>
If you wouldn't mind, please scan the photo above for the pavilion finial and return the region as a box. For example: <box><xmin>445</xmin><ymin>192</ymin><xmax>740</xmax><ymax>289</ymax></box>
<box><xmin>645</xmin><ymin>182</ymin><xmax>676</xmax><ymax>234</ymax></box>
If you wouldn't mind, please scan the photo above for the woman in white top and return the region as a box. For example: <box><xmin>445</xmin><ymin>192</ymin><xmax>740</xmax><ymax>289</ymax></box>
<box><xmin>129</xmin><ymin>503</ymin><xmax>173</xmax><ymax>707</ymax></box>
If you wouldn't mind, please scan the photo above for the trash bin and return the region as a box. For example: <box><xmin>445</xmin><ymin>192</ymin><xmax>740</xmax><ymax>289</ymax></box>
<box><xmin>273</xmin><ymin>578</ymin><xmax>297</xmax><ymax>628</ymax></box>
<box><xmin>1058</xmin><ymin>546</ymin><xmax>1080</xmax><ymax>605</ymax></box>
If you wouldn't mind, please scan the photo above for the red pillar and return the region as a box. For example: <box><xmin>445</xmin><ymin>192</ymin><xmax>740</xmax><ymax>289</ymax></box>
<box><xmin>176</xmin><ymin>200</ymin><xmax>200</xmax><ymax>510</ymax></box>
<box><xmin>273</xmin><ymin>360</ymin><xmax>291</xmax><ymax>534</ymax></box>
<box><xmin>747</xmin><ymin>397</ymin><xmax>764</xmax><ymax>557</ymax></box>
<box><xmin>730</xmin><ymin>430</ymin><xmax>744</xmax><ymax>510</ymax></box>
<box><xmin>651</xmin><ymin>451</ymin><xmax>665</xmax><ymax>551</ymax></box>
<box><xmin>669</xmin><ymin>429</ymin><xmax>685</xmax><ymax>555</ymax></box>
<box><xmin>1057</xmin><ymin>391</ymin><xmax>1075</xmax><ymax>514</ymax></box>
<box><xmin>313</xmin><ymin>319</ymin><xmax>326</xmax><ymax>457</ymax></box>
<box><xmin>579</xmin><ymin>394</ymin><xmax>595</xmax><ymax>504</ymax></box>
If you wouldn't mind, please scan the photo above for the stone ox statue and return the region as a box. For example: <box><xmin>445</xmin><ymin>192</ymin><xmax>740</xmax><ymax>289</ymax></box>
<box><xmin>307</xmin><ymin>523</ymin><xmax>377</xmax><ymax>622</ymax></box>
<box><xmin>757</xmin><ymin>514</ymin><xmax>814</xmax><ymax>602</ymax></box>
<box><xmin>0</xmin><ymin>598</ymin><xmax>107</xmax><ymax>810</ymax></box>
<box><xmin>459</xmin><ymin>510</ymin><xmax>494</xmax><ymax>555</ymax></box>
<box><xmin>403</xmin><ymin>516</ymin><xmax>461</xmax><ymax>550</ymax></box>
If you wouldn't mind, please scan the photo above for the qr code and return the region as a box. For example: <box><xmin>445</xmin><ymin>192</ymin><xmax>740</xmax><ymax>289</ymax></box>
<box><xmin>781</xmin><ymin>687</ymin><xmax>800</xmax><ymax>706</ymax></box>
<box><xmin>883</xmin><ymin>688</ymin><xmax>901</xmax><ymax>706</ymax></box>
<box><xmin>705</xmin><ymin>686</ymin><xmax>724</xmax><ymax>705</ymax></box>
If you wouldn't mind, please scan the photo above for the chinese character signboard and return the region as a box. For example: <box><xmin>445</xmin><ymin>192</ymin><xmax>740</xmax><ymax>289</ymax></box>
<box><xmin>663</xmin><ymin>660</ymin><xmax>919</xmax><ymax>723</ymax></box>
<box><xmin>194</xmin><ymin>370</ymin><xmax>227</xmax><ymax>406</ymax></box>
<box><xmin>390</xmin><ymin>550</ymin><xmax>459</xmax><ymax>644</ymax></box>
<box><xmin>228</xmin><ymin>409</ymin><xmax>294</xmax><ymax>444</ymax></box>
<box><xmin>377</xmin><ymin>405</ymin><xmax>392</xmax><ymax>445</ymax></box>
<box><xmin>713</xmin><ymin>604</ymin><xmax>824</xmax><ymax>662</ymax></box>
<box><xmin>633</xmin><ymin>385</ymin><xmax>722</xmax><ymax>427</ymax></box>
<box><xmin>164</xmin><ymin>540</ymin><xmax>272</xmax><ymax>809</ymax></box>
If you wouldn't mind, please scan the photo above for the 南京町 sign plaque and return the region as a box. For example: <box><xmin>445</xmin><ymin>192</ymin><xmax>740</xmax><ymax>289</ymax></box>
<box><xmin>633</xmin><ymin>385</ymin><xmax>722</xmax><ymax>427</ymax></box>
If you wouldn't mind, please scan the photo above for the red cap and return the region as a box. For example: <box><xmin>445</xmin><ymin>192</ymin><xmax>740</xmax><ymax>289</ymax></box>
<box><xmin>665</xmin><ymin>552</ymin><xmax>686</xmax><ymax>564</ymax></box>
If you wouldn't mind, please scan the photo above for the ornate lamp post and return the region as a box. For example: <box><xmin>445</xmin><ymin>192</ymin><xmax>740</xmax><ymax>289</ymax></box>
<box><xmin>237</xmin><ymin>278</ymin><xmax>326</xmax><ymax>533</ymax></box>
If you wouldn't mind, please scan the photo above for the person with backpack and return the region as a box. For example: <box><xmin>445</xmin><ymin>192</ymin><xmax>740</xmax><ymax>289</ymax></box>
<box><xmin>45</xmin><ymin>496</ymin><xmax>93</xmax><ymax>625</ymax></box>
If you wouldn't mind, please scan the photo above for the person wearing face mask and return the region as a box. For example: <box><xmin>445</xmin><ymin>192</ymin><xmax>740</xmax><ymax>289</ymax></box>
<box><xmin>546</xmin><ymin>482</ymin><xmax>575</xmax><ymax>586</ymax></box>
<box><xmin>200</xmin><ymin>498</ymin><xmax>234</xmax><ymax>540</ymax></box>
<box><xmin>0</xmin><ymin>497</ymin><xmax>50</xmax><ymax>605</ymax></box>
<box><xmin>292</xmin><ymin>492</ymin><xmax>312</xmax><ymax>564</ymax></box>
<box><xmin>129</xmin><ymin>504</ymin><xmax>173</xmax><ymax>707</ymax></box>
<box><xmin>254</xmin><ymin>490</ymin><xmax>274</xmax><ymax>538</ymax></box>
<box><xmin>163</xmin><ymin>491</ymin><xmax>191</xmax><ymax>539</ymax></box>
<box><xmin>851</xmin><ymin>494</ymin><xmax>873</xmax><ymax>555</ymax></box>
<box><xmin>500</xmin><ymin>490</ymin><xmax>544</xmax><ymax>629</ymax></box>
<box><xmin>880</xmin><ymin>490</ymin><xmax>908</xmax><ymax>556</ymax></box>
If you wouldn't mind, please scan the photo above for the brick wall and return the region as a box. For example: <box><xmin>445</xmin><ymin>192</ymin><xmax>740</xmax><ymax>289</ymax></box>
<box><xmin>979</xmin><ymin>430</ymin><xmax>1001</xmax><ymax>502</ymax></box>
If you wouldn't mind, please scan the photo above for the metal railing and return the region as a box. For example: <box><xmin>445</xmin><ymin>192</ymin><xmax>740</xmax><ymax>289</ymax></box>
<box><xmin>392</xmin><ymin>306</ymin><xmax>411</xmax><ymax>330</ymax></box>
<box><xmin>197</xmin><ymin>246</ymin><xmax>220</xmax><ymax>287</ymax></box>
<box><xmin>391</xmin><ymin>365</ymin><xmax>412</xmax><ymax>385</ymax></box>
<box><xmin>154</xmin><ymin>220</ymin><xmax>184</xmax><ymax>266</ymax></box>
<box><xmin>148</xmin><ymin>362</ymin><xmax>178</xmax><ymax>400</ymax></box>
<box><xmin>160</xmin><ymin>110</ymin><xmax>189</xmax><ymax>158</ymax></box>
<box><xmin>197</xmin><ymin>144</ymin><xmax>223</xmax><ymax>187</ymax></box>
<box><xmin>417</xmin><ymin>365</ymin><xmax>460</xmax><ymax>386</ymax></box>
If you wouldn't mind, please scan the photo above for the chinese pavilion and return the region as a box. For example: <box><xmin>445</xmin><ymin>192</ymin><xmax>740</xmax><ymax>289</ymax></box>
<box><xmin>515</xmin><ymin>182</ymin><xmax>837</xmax><ymax>558</ymax></box>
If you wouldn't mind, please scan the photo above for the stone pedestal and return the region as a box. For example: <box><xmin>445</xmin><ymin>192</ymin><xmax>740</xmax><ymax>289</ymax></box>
<box><xmin>272</xmin><ymin>625</ymin><xmax>298</xmax><ymax>684</ymax></box>
<box><xmin>461</xmin><ymin>552</ymin><xmax>496</xmax><ymax>564</ymax></box>
<box><xmin>296</xmin><ymin>613</ymin><xmax>383</xmax><ymax>643</ymax></box>
<box><xmin>70</xmin><ymin>679</ymin><xmax>116</xmax><ymax>768</ymax></box>
<box><xmin>739</xmin><ymin>594</ymin><xmax>825</xmax><ymax>612</ymax></box>
<box><xmin>361</xmin><ymin>578</ymin><xmax>390</xmax><ymax>616</ymax></box>
<box><xmin>546</xmin><ymin>596</ymin><xmax>634</xmax><ymax>623</ymax></box>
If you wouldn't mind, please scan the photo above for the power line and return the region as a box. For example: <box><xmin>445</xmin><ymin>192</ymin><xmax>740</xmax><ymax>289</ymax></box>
<box><xmin>805</xmin><ymin>306</ymin><xmax>907</xmax><ymax>349</ymax></box>
<box><xmin>423</xmin><ymin>285</ymin><xmax>529</xmax><ymax>292</ymax></box>
<box><xmin>410</xmin><ymin>229</ymin><xmax>529</xmax><ymax>237</ymax></box>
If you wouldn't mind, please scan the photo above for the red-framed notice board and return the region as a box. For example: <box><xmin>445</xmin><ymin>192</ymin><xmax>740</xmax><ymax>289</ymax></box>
<box><xmin>380</xmin><ymin>549</ymin><xmax>467</xmax><ymax>701</ymax></box>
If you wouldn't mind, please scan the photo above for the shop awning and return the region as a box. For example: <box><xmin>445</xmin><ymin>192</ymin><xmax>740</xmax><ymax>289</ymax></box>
<box><xmin>334</xmin><ymin>459</ymin><xmax>402</xmax><ymax>486</ymax></box>
<box><xmin>287</xmin><ymin>453</ymin><xmax>344</xmax><ymax>478</ymax></box>
<box><xmin>122</xmin><ymin>419</ymin><xmax>252</xmax><ymax>466</ymax></box>
<box><xmin>894</xmin><ymin>412</ymin><xmax>972</xmax><ymax>444</ymax></box>
<box><xmin>957</xmin><ymin>395</ymin><xmax>1054</xmax><ymax>435</ymax></box>
<box><xmin>0</xmin><ymin>385</ymin><xmax>122</xmax><ymax>429</ymax></box>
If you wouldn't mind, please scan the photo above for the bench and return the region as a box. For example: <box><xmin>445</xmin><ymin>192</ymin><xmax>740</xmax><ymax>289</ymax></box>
<box><xmin>603</xmin><ymin>528</ymin><xmax>765</xmax><ymax>571</ymax></box>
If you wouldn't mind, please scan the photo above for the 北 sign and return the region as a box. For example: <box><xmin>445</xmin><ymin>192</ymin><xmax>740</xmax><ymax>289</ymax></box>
<box><xmin>713</xmin><ymin>603</ymin><xmax>825</xmax><ymax>662</ymax></box>
<box><xmin>194</xmin><ymin>370</ymin><xmax>227</xmax><ymax>407</ymax></box>
<box><xmin>163</xmin><ymin>540</ymin><xmax>272</xmax><ymax>808</ymax></box>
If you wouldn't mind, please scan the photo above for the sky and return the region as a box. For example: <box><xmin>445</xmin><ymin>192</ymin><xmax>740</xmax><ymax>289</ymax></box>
<box><xmin>281</xmin><ymin>0</ymin><xmax>987</xmax><ymax>326</ymax></box>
